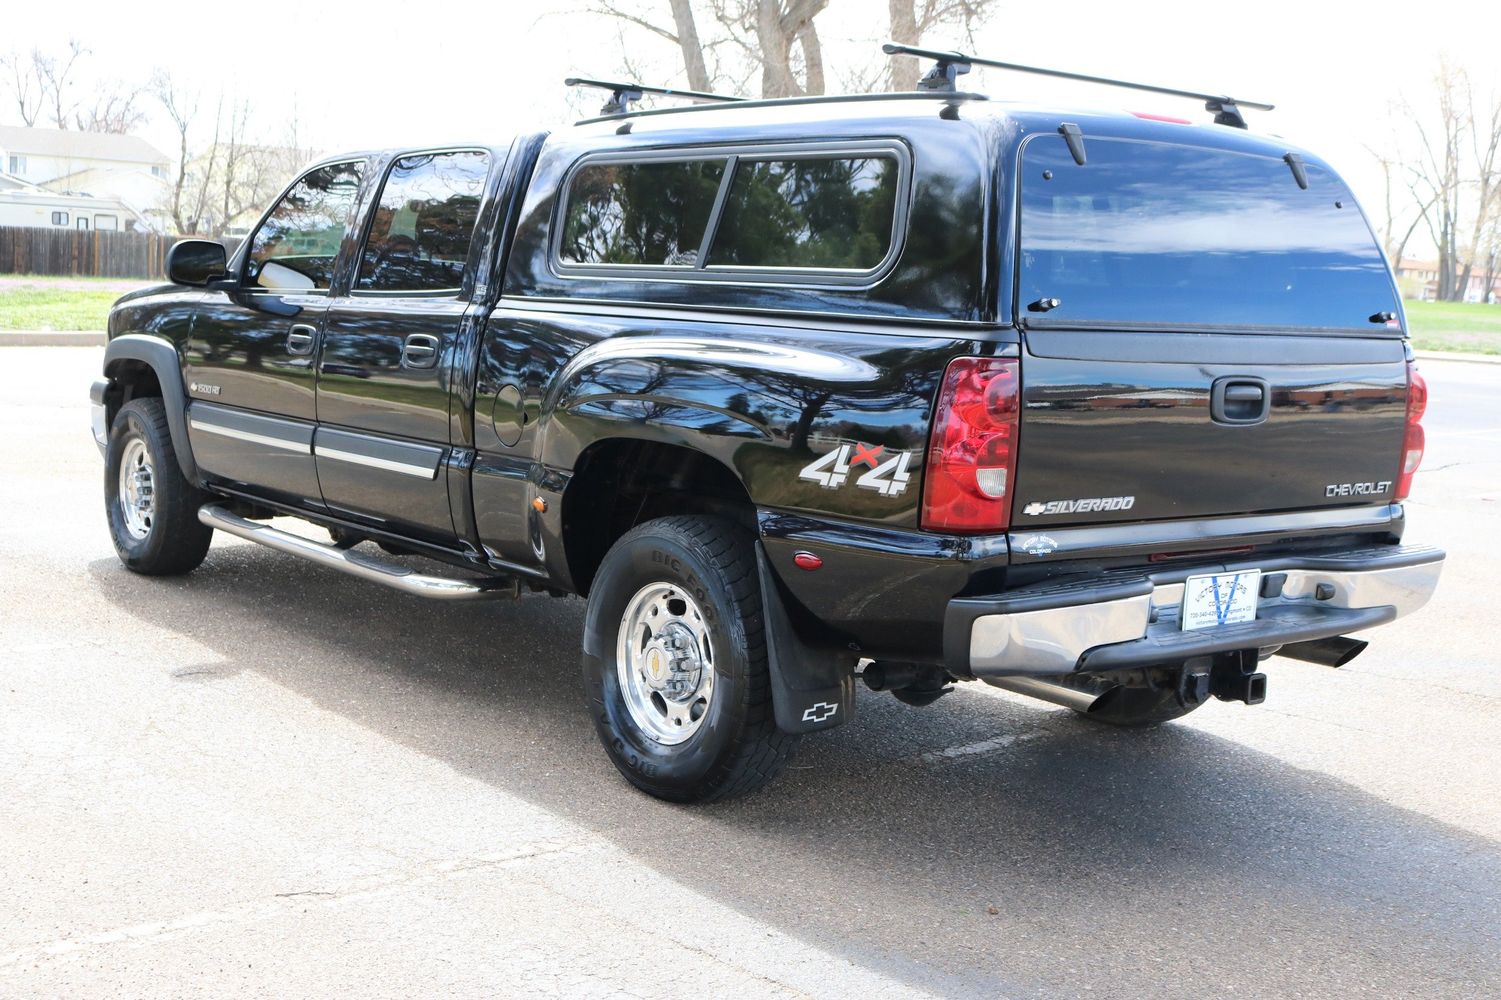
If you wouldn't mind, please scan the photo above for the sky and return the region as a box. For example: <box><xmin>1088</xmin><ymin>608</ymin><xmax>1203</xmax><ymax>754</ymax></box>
<box><xmin>5</xmin><ymin>0</ymin><xmax>1499</xmax><ymax>255</ymax></box>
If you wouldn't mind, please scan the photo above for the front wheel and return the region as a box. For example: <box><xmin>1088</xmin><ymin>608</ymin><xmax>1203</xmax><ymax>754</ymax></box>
<box><xmin>105</xmin><ymin>397</ymin><xmax>213</xmax><ymax>575</ymax></box>
<box><xmin>582</xmin><ymin>516</ymin><xmax>798</xmax><ymax>803</ymax></box>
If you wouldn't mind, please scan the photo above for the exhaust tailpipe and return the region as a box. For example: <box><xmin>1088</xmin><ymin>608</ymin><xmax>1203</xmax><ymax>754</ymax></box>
<box><xmin>1278</xmin><ymin>636</ymin><xmax>1369</xmax><ymax>668</ymax></box>
<box><xmin>983</xmin><ymin>675</ymin><xmax>1116</xmax><ymax>713</ymax></box>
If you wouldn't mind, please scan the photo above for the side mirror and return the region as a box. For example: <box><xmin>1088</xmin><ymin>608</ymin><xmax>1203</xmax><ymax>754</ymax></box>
<box><xmin>165</xmin><ymin>239</ymin><xmax>229</xmax><ymax>287</ymax></box>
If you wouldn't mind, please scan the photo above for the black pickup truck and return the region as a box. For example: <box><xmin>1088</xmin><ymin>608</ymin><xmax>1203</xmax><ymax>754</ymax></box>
<box><xmin>90</xmin><ymin>55</ymin><xmax>1443</xmax><ymax>801</ymax></box>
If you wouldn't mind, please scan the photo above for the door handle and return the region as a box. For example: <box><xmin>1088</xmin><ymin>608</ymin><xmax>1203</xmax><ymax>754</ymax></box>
<box><xmin>1210</xmin><ymin>377</ymin><xmax>1271</xmax><ymax>425</ymax></box>
<box><xmin>286</xmin><ymin>324</ymin><xmax>318</xmax><ymax>356</ymax></box>
<box><xmin>402</xmin><ymin>334</ymin><xmax>441</xmax><ymax>369</ymax></box>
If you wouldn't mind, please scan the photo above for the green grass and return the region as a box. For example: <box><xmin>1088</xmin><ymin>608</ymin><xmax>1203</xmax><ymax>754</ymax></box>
<box><xmin>0</xmin><ymin>286</ymin><xmax>119</xmax><ymax>331</ymax></box>
<box><xmin>1403</xmin><ymin>299</ymin><xmax>1501</xmax><ymax>355</ymax></box>
<box><xmin>0</xmin><ymin>275</ymin><xmax>145</xmax><ymax>331</ymax></box>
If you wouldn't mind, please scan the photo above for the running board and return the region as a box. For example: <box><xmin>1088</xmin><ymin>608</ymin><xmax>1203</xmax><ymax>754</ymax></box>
<box><xmin>197</xmin><ymin>504</ymin><xmax>521</xmax><ymax>601</ymax></box>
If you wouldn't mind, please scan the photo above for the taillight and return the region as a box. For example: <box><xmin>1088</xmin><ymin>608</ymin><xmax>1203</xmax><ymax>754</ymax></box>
<box><xmin>1394</xmin><ymin>361</ymin><xmax>1427</xmax><ymax>500</ymax></box>
<box><xmin>921</xmin><ymin>357</ymin><xmax>1020</xmax><ymax>533</ymax></box>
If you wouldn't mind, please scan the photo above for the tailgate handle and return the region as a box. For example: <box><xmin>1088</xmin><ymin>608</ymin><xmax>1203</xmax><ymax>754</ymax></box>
<box><xmin>1211</xmin><ymin>377</ymin><xmax>1271</xmax><ymax>425</ymax></box>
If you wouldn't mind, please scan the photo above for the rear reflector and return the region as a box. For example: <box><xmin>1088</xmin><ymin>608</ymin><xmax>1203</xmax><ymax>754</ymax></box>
<box><xmin>1394</xmin><ymin>361</ymin><xmax>1427</xmax><ymax>500</ymax></box>
<box><xmin>921</xmin><ymin>357</ymin><xmax>1021</xmax><ymax>533</ymax></box>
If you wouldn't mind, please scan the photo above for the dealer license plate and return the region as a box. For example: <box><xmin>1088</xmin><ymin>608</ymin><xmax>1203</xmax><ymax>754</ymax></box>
<box><xmin>1180</xmin><ymin>571</ymin><xmax>1261</xmax><ymax>631</ymax></box>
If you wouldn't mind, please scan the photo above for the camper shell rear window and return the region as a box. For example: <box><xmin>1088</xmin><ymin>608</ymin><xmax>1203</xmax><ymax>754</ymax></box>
<box><xmin>1018</xmin><ymin>135</ymin><xmax>1400</xmax><ymax>333</ymax></box>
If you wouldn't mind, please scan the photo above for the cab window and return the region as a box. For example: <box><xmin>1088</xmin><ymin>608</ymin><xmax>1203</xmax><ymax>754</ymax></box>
<box><xmin>355</xmin><ymin>150</ymin><xmax>490</xmax><ymax>293</ymax></box>
<box><xmin>245</xmin><ymin>161</ymin><xmax>364</xmax><ymax>291</ymax></box>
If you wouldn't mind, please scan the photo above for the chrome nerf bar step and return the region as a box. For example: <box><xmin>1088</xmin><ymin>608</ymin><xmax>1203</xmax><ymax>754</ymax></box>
<box><xmin>197</xmin><ymin>504</ymin><xmax>521</xmax><ymax>601</ymax></box>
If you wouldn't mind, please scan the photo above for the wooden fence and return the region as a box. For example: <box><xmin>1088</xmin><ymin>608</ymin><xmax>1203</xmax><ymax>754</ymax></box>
<box><xmin>0</xmin><ymin>227</ymin><xmax>239</xmax><ymax>279</ymax></box>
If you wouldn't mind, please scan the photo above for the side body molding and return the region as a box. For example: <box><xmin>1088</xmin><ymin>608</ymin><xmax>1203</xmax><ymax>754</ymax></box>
<box><xmin>102</xmin><ymin>333</ymin><xmax>198</xmax><ymax>482</ymax></box>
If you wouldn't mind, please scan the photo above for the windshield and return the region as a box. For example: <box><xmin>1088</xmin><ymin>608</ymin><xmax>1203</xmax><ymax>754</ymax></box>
<box><xmin>1018</xmin><ymin>135</ymin><xmax>1399</xmax><ymax>332</ymax></box>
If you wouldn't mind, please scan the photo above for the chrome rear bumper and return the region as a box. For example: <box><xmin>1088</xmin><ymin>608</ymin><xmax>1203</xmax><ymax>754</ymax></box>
<box><xmin>944</xmin><ymin>544</ymin><xmax>1444</xmax><ymax>678</ymax></box>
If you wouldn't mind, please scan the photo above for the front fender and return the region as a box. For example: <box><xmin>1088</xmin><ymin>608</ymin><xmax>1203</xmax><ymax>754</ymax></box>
<box><xmin>102</xmin><ymin>333</ymin><xmax>197</xmax><ymax>482</ymax></box>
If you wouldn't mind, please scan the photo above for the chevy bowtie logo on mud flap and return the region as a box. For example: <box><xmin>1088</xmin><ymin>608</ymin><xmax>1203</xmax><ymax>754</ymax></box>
<box><xmin>801</xmin><ymin>702</ymin><xmax>839</xmax><ymax>723</ymax></box>
<box><xmin>799</xmin><ymin>442</ymin><xmax>913</xmax><ymax>497</ymax></box>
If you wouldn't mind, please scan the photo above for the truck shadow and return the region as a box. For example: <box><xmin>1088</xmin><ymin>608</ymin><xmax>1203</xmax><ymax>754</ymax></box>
<box><xmin>90</xmin><ymin>545</ymin><xmax>1500</xmax><ymax>999</ymax></box>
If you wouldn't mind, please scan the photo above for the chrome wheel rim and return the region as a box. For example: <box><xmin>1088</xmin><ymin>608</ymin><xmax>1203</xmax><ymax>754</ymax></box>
<box><xmin>117</xmin><ymin>437</ymin><xmax>155</xmax><ymax>541</ymax></box>
<box><xmin>616</xmin><ymin>582</ymin><xmax>716</xmax><ymax>745</ymax></box>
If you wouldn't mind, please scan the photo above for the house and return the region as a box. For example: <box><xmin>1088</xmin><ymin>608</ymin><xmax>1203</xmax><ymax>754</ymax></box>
<box><xmin>0</xmin><ymin>125</ymin><xmax>170</xmax><ymax>230</ymax></box>
<box><xmin>1392</xmin><ymin>258</ymin><xmax>1501</xmax><ymax>304</ymax></box>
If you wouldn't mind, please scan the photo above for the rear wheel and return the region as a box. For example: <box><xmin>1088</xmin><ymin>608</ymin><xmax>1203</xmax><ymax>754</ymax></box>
<box><xmin>582</xmin><ymin>515</ymin><xmax>798</xmax><ymax>802</ymax></box>
<box><xmin>105</xmin><ymin>398</ymin><xmax>213</xmax><ymax>575</ymax></box>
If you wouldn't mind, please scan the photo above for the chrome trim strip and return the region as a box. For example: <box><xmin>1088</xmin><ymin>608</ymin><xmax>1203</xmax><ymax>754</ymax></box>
<box><xmin>314</xmin><ymin>445</ymin><xmax>437</xmax><ymax>480</ymax></box>
<box><xmin>188</xmin><ymin>418</ymin><xmax>311</xmax><ymax>454</ymax></box>
<box><xmin>198</xmin><ymin>504</ymin><xmax>517</xmax><ymax>601</ymax></box>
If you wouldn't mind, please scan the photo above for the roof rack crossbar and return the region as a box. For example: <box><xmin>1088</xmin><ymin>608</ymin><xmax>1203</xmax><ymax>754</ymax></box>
<box><xmin>881</xmin><ymin>42</ymin><xmax>1273</xmax><ymax>129</ymax></box>
<box><xmin>564</xmin><ymin>77</ymin><xmax>744</xmax><ymax>116</ymax></box>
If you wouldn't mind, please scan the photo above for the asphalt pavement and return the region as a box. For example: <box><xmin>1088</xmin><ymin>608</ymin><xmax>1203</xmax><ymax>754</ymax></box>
<box><xmin>1</xmin><ymin>348</ymin><xmax>1497</xmax><ymax>999</ymax></box>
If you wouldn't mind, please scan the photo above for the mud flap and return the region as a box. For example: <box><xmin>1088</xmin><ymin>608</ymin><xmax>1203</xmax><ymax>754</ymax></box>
<box><xmin>756</xmin><ymin>541</ymin><xmax>856</xmax><ymax>734</ymax></box>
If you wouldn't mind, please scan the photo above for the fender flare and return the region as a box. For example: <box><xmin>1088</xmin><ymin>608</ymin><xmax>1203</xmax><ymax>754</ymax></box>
<box><xmin>102</xmin><ymin>333</ymin><xmax>199</xmax><ymax>482</ymax></box>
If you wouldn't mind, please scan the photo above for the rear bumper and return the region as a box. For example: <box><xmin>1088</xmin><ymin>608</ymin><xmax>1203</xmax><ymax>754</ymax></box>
<box><xmin>944</xmin><ymin>543</ymin><xmax>1444</xmax><ymax>678</ymax></box>
<box><xmin>89</xmin><ymin>379</ymin><xmax>109</xmax><ymax>454</ymax></box>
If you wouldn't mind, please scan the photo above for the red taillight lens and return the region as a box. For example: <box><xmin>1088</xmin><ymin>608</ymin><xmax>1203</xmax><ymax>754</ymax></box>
<box><xmin>921</xmin><ymin>357</ymin><xmax>1020</xmax><ymax>533</ymax></box>
<box><xmin>1394</xmin><ymin>362</ymin><xmax>1427</xmax><ymax>500</ymax></box>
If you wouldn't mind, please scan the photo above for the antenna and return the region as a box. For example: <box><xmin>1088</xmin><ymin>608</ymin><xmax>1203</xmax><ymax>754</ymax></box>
<box><xmin>564</xmin><ymin>77</ymin><xmax>744</xmax><ymax>116</ymax></box>
<box><xmin>881</xmin><ymin>43</ymin><xmax>1273</xmax><ymax>129</ymax></box>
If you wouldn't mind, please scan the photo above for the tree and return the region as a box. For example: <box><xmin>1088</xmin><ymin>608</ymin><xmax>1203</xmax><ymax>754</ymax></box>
<box><xmin>590</xmin><ymin>0</ymin><xmax>829</xmax><ymax>98</ymax></box>
<box><xmin>74</xmin><ymin>87</ymin><xmax>148</xmax><ymax>134</ymax></box>
<box><xmin>886</xmin><ymin>0</ymin><xmax>991</xmax><ymax>91</ymax></box>
<box><xmin>152</xmin><ymin>70</ymin><xmax>220</xmax><ymax>234</ymax></box>
<box><xmin>1456</xmin><ymin>88</ymin><xmax>1501</xmax><ymax>300</ymax></box>
<box><xmin>35</xmin><ymin>40</ymin><xmax>87</xmax><ymax>130</ymax></box>
<box><xmin>1</xmin><ymin>51</ymin><xmax>43</xmax><ymax>127</ymax></box>
<box><xmin>1388</xmin><ymin>61</ymin><xmax>1501</xmax><ymax>301</ymax></box>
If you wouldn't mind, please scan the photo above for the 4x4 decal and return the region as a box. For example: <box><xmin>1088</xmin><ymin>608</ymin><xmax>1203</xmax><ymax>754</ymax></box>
<box><xmin>799</xmin><ymin>442</ymin><xmax>913</xmax><ymax>497</ymax></box>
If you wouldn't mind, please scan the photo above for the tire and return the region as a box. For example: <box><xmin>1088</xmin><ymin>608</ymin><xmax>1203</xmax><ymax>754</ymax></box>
<box><xmin>582</xmin><ymin>515</ymin><xmax>798</xmax><ymax>803</ymax></box>
<box><xmin>105</xmin><ymin>397</ymin><xmax>213</xmax><ymax>575</ymax></box>
<box><xmin>1078</xmin><ymin>684</ymin><xmax>1202</xmax><ymax>727</ymax></box>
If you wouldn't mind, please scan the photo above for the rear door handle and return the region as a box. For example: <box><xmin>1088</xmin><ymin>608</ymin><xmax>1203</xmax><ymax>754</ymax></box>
<box><xmin>1210</xmin><ymin>377</ymin><xmax>1271</xmax><ymax>425</ymax></box>
<box><xmin>402</xmin><ymin>334</ymin><xmax>441</xmax><ymax>369</ymax></box>
<box><xmin>286</xmin><ymin>324</ymin><xmax>318</xmax><ymax>356</ymax></box>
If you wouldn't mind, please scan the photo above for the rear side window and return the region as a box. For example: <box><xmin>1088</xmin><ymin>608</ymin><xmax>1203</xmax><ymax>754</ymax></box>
<box><xmin>707</xmin><ymin>157</ymin><xmax>898</xmax><ymax>270</ymax></box>
<box><xmin>1019</xmin><ymin>136</ymin><xmax>1398</xmax><ymax>331</ymax></box>
<box><xmin>560</xmin><ymin>159</ymin><xmax>726</xmax><ymax>267</ymax></box>
<box><xmin>356</xmin><ymin>150</ymin><xmax>490</xmax><ymax>293</ymax></box>
<box><xmin>555</xmin><ymin>144</ymin><xmax>906</xmax><ymax>280</ymax></box>
<box><xmin>246</xmin><ymin>160</ymin><xmax>364</xmax><ymax>291</ymax></box>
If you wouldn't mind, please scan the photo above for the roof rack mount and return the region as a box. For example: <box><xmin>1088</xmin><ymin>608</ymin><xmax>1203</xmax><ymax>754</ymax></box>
<box><xmin>564</xmin><ymin>77</ymin><xmax>744</xmax><ymax>117</ymax></box>
<box><xmin>881</xmin><ymin>42</ymin><xmax>1273</xmax><ymax>129</ymax></box>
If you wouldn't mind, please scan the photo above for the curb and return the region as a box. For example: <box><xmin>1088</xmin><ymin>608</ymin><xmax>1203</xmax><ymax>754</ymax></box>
<box><xmin>1414</xmin><ymin>349</ymin><xmax>1501</xmax><ymax>366</ymax></box>
<box><xmin>0</xmin><ymin>331</ymin><xmax>106</xmax><ymax>346</ymax></box>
